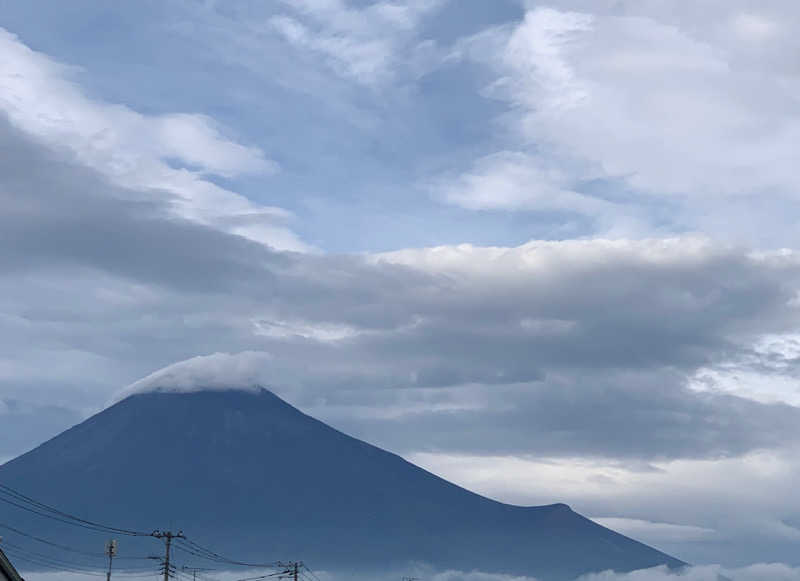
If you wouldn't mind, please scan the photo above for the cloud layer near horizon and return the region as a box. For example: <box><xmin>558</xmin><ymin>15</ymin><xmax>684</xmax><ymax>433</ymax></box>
<box><xmin>19</xmin><ymin>563</ymin><xmax>800</xmax><ymax>581</ymax></box>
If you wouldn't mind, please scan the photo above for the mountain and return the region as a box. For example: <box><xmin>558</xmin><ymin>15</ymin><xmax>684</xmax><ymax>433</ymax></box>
<box><xmin>0</xmin><ymin>388</ymin><xmax>684</xmax><ymax>580</ymax></box>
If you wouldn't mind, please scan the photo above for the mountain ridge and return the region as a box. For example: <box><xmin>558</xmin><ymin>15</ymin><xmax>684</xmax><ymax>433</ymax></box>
<box><xmin>0</xmin><ymin>388</ymin><xmax>685</xmax><ymax>581</ymax></box>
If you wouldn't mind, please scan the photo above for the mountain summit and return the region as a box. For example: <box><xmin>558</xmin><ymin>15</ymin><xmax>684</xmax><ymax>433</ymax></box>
<box><xmin>0</xmin><ymin>388</ymin><xmax>684</xmax><ymax>580</ymax></box>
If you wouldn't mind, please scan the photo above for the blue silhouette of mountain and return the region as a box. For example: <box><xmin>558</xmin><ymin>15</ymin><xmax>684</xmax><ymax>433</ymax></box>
<box><xmin>0</xmin><ymin>389</ymin><xmax>685</xmax><ymax>580</ymax></box>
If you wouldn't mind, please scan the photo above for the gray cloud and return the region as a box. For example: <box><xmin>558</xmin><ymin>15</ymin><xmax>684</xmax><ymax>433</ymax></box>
<box><xmin>4</xmin><ymin>112</ymin><xmax>800</xmax><ymax>465</ymax></box>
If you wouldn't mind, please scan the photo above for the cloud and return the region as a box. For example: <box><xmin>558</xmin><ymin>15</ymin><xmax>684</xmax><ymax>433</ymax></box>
<box><xmin>489</xmin><ymin>4</ymin><xmax>800</xmax><ymax>197</ymax></box>
<box><xmin>4</xmin><ymin>120</ymin><xmax>800</xmax><ymax>463</ymax></box>
<box><xmin>591</xmin><ymin>518</ymin><xmax>715</xmax><ymax>543</ymax></box>
<box><xmin>0</xmin><ymin>27</ymin><xmax>306</xmax><ymax>251</ymax></box>
<box><xmin>17</xmin><ymin>564</ymin><xmax>800</xmax><ymax>581</ymax></box>
<box><xmin>578</xmin><ymin>563</ymin><xmax>800</xmax><ymax>580</ymax></box>
<box><xmin>113</xmin><ymin>351</ymin><xmax>273</xmax><ymax>402</ymax></box>
<box><xmin>39</xmin><ymin>228</ymin><xmax>797</xmax><ymax>462</ymax></box>
<box><xmin>432</xmin><ymin>151</ymin><xmax>612</xmax><ymax>214</ymax></box>
<box><xmin>269</xmin><ymin>0</ymin><xmax>447</xmax><ymax>86</ymax></box>
<box><xmin>407</xmin><ymin>448</ymin><xmax>800</xmax><ymax>566</ymax></box>
<box><xmin>442</xmin><ymin>2</ymin><xmax>800</xmax><ymax>245</ymax></box>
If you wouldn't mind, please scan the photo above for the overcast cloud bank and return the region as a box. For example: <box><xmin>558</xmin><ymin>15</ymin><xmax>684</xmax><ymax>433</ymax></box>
<box><xmin>20</xmin><ymin>563</ymin><xmax>800</xmax><ymax>581</ymax></box>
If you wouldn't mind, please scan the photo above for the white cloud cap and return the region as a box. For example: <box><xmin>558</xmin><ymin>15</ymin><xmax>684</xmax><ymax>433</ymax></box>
<box><xmin>113</xmin><ymin>351</ymin><xmax>273</xmax><ymax>403</ymax></box>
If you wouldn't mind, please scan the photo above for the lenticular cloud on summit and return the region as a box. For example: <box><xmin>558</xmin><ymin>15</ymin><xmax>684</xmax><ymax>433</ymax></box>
<box><xmin>112</xmin><ymin>351</ymin><xmax>274</xmax><ymax>403</ymax></box>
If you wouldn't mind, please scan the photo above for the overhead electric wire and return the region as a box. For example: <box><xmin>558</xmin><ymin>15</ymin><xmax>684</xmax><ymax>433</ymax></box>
<box><xmin>0</xmin><ymin>539</ymin><xmax>156</xmax><ymax>576</ymax></box>
<box><xmin>301</xmin><ymin>563</ymin><xmax>322</xmax><ymax>581</ymax></box>
<box><xmin>1</xmin><ymin>541</ymin><xmax>109</xmax><ymax>576</ymax></box>
<box><xmin>172</xmin><ymin>542</ymin><xmax>276</xmax><ymax>569</ymax></box>
<box><xmin>3</xmin><ymin>549</ymin><xmax>106</xmax><ymax>577</ymax></box>
<box><xmin>0</xmin><ymin>521</ymin><xmax>152</xmax><ymax>560</ymax></box>
<box><xmin>195</xmin><ymin>571</ymin><xmax>219</xmax><ymax>581</ymax></box>
<box><xmin>172</xmin><ymin>542</ymin><xmax>223</xmax><ymax>561</ymax></box>
<box><xmin>174</xmin><ymin>569</ymin><xmax>196</xmax><ymax>581</ymax></box>
<box><xmin>0</xmin><ymin>483</ymin><xmax>297</xmax><ymax>576</ymax></box>
<box><xmin>0</xmin><ymin>493</ymin><xmax>121</xmax><ymax>533</ymax></box>
<box><xmin>230</xmin><ymin>572</ymin><xmax>287</xmax><ymax>581</ymax></box>
<box><xmin>175</xmin><ymin>539</ymin><xmax>246</xmax><ymax>563</ymax></box>
<box><xmin>0</xmin><ymin>483</ymin><xmax>151</xmax><ymax>536</ymax></box>
<box><xmin>2</xmin><ymin>539</ymin><xmax>105</xmax><ymax>569</ymax></box>
<box><xmin>3</xmin><ymin>544</ymin><xmax>161</xmax><ymax>580</ymax></box>
<box><xmin>174</xmin><ymin>539</ymin><xmax>281</xmax><ymax>568</ymax></box>
<box><xmin>1</xmin><ymin>545</ymin><xmax>158</xmax><ymax>577</ymax></box>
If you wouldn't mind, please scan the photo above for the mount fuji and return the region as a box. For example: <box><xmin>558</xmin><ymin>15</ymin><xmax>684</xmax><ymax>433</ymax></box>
<box><xmin>0</xmin><ymin>387</ymin><xmax>684</xmax><ymax>580</ymax></box>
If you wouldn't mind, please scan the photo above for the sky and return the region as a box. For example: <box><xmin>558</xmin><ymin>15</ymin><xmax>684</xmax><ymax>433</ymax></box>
<box><xmin>2</xmin><ymin>0</ymin><xmax>800</xmax><ymax>572</ymax></box>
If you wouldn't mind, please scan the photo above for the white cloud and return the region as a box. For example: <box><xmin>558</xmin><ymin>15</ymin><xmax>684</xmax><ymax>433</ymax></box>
<box><xmin>112</xmin><ymin>351</ymin><xmax>274</xmax><ymax>403</ymax></box>
<box><xmin>269</xmin><ymin>0</ymin><xmax>445</xmax><ymax>86</ymax></box>
<box><xmin>0</xmin><ymin>28</ymin><xmax>307</xmax><ymax>251</ymax></box>
<box><xmin>578</xmin><ymin>563</ymin><xmax>800</xmax><ymax>580</ymax></box>
<box><xmin>689</xmin><ymin>333</ymin><xmax>800</xmax><ymax>406</ymax></box>
<box><xmin>408</xmin><ymin>449</ymin><xmax>800</xmax><ymax>564</ymax></box>
<box><xmin>17</xmin><ymin>564</ymin><xmax>800</xmax><ymax>581</ymax></box>
<box><xmin>493</xmin><ymin>5</ymin><xmax>800</xmax><ymax>197</ymax></box>
<box><xmin>447</xmin><ymin>3</ymin><xmax>800</xmax><ymax>240</ymax></box>
<box><xmin>591</xmin><ymin>518</ymin><xmax>715</xmax><ymax>543</ymax></box>
<box><xmin>432</xmin><ymin>151</ymin><xmax>611</xmax><ymax>214</ymax></box>
<box><xmin>731</xmin><ymin>12</ymin><xmax>777</xmax><ymax>43</ymax></box>
<box><xmin>373</xmin><ymin>236</ymin><xmax>723</xmax><ymax>275</ymax></box>
<box><xmin>252</xmin><ymin>318</ymin><xmax>361</xmax><ymax>342</ymax></box>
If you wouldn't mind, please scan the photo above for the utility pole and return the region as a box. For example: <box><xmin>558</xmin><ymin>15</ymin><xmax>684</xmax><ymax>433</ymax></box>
<box><xmin>105</xmin><ymin>539</ymin><xmax>117</xmax><ymax>581</ymax></box>
<box><xmin>152</xmin><ymin>530</ymin><xmax>185</xmax><ymax>581</ymax></box>
<box><xmin>276</xmin><ymin>561</ymin><xmax>301</xmax><ymax>581</ymax></box>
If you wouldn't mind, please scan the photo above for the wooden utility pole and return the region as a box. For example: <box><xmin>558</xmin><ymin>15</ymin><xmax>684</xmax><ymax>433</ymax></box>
<box><xmin>152</xmin><ymin>530</ymin><xmax>185</xmax><ymax>581</ymax></box>
<box><xmin>276</xmin><ymin>561</ymin><xmax>301</xmax><ymax>581</ymax></box>
<box><xmin>105</xmin><ymin>539</ymin><xmax>117</xmax><ymax>581</ymax></box>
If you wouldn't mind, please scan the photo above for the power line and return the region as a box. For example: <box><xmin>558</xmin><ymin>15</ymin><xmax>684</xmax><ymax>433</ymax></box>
<box><xmin>0</xmin><ymin>484</ymin><xmax>151</xmax><ymax>536</ymax></box>
<box><xmin>301</xmin><ymin>563</ymin><xmax>322</xmax><ymax>581</ymax></box>
<box><xmin>0</xmin><ymin>539</ymin><xmax>156</xmax><ymax>576</ymax></box>
<box><xmin>174</xmin><ymin>539</ymin><xmax>282</xmax><ymax>568</ymax></box>
<box><xmin>3</xmin><ymin>550</ymin><xmax>107</xmax><ymax>577</ymax></box>
<box><xmin>152</xmin><ymin>530</ymin><xmax>185</xmax><ymax>581</ymax></box>
<box><xmin>231</xmin><ymin>572</ymin><xmax>288</xmax><ymax>581</ymax></box>
<box><xmin>0</xmin><ymin>521</ymin><xmax>151</xmax><ymax>560</ymax></box>
<box><xmin>180</xmin><ymin>565</ymin><xmax>215</xmax><ymax>581</ymax></box>
<box><xmin>195</xmin><ymin>571</ymin><xmax>219</xmax><ymax>581</ymax></box>
<box><xmin>1</xmin><ymin>541</ymin><xmax>111</xmax><ymax>576</ymax></box>
<box><xmin>0</xmin><ymin>484</ymin><xmax>311</xmax><ymax>579</ymax></box>
<box><xmin>2</xmin><ymin>539</ymin><xmax>108</xmax><ymax>571</ymax></box>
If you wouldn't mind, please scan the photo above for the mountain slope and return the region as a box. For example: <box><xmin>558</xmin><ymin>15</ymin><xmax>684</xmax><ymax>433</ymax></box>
<box><xmin>0</xmin><ymin>389</ymin><xmax>684</xmax><ymax>580</ymax></box>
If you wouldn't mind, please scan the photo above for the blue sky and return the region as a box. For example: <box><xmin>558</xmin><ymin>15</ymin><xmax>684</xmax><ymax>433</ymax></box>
<box><xmin>3</xmin><ymin>0</ymin><xmax>800</xmax><ymax>573</ymax></box>
<box><xmin>2</xmin><ymin>0</ymin><xmax>543</xmax><ymax>252</ymax></box>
